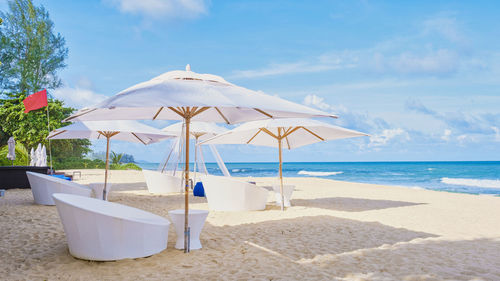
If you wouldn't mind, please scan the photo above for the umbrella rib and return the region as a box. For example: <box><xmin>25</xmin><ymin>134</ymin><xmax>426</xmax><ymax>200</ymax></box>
<box><xmin>131</xmin><ymin>132</ymin><xmax>147</xmax><ymax>145</ymax></box>
<box><xmin>64</xmin><ymin>108</ymin><xmax>97</xmax><ymax>122</ymax></box>
<box><xmin>300</xmin><ymin>127</ymin><xmax>324</xmax><ymax>141</ymax></box>
<box><xmin>261</xmin><ymin>128</ymin><xmax>279</xmax><ymax>139</ymax></box>
<box><xmin>215</xmin><ymin>107</ymin><xmax>230</xmax><ymax>124</ymax></box>
<box><xmin>254</xmin><ymin>108</ymin><xmax>273</xmax><ymax>118</ymax></box>
<box><xmin>247</xmin><ymin>128</ymin><xmax>263</xmax><ymax>144</ymax></box>
<box><xmin>153</xmin><ymin>107</ymin><xmax>164</xmax><ymax>120</ymax></box>
<box><xmin>47</xmin><ymin>130</ymin><xmax>67</xmax><ymax>139</ymax></box>
<box><xmin>285</xmin><ymin>135</ymin><xmax>291</xmax><ymax>150</ymax></box>
<box><xmin>192</xmin><ymin>106</ymin><xmax>210</xmax><ymax>118</ymax></box>
<box><xmin>282</xmin><ymin>126</ymin><xmax>300</xmax><ymax>139</ymax></box>
<box><xmin>168</xmin><ymin>107</ymin><xmax>184</xmax><ymax>117</ymax></box>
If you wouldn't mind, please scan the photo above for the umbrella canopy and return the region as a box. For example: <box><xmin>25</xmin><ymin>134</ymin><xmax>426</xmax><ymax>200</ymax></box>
<box><xmin>63</xmin><ymin>65</ymin><xmax>336</xmax><ymax>252</ymax></box>
<box><xmin>48</xmin><ymin>120</ymin><xmax>174</xmax><ymax>200</ymax></box>
<box><xmin>201</xmin><ymin>118</ymin><xmax>368</xmax><ymax>210</ymax></box>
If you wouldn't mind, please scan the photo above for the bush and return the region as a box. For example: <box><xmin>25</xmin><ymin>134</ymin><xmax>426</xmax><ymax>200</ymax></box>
<box><xmin>52</xmin><ymin>157</ymin><xmax>105</xmax><ymax>170</ymax></box>
<box><xmin>110</xmin><ymin>162</ymin><xmax>142</xmax><ymax>170</ymax></box>
<box><xmin>0</xmin><ymin>143</ymin><xmax>29</xmax><ymax>166</ymax></box>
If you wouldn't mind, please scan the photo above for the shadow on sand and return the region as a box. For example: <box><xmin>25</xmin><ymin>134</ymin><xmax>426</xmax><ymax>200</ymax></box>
<box><xmin>292</xmin><ymin>197</ymin><xmax>425</xmax><ymax>212</ymax></box>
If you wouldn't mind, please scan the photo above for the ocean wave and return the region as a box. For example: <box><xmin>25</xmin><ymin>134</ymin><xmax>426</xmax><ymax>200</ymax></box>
<box><xmin>427</xmin><ymin>168</ymin><xmax>435</xmax><ymax>171</ymax></box>
<box><xmin>441</xmin><ymin>177</ymin><xmax>500</xmax><ymax>189</ymax></box>
<box><xmin>231</xmin><ymin>168</ymin><xmax>246</xmax><ymax>173</ymax></box>
<box><xmin>298</xmin><ymin>170</ymin><xmax>343</xmax><ymax>176</ymax></box>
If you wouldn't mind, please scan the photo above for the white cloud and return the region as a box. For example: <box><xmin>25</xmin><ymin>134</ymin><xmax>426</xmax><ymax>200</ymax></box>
<box><xmin>231</xmin><ymin>53</ymin><xmax>357</xmax><ymax>79</ymax></box>
<box><xmin>52</xmin><ymin>84</ymin><xmax>107</xmax><ymax>109</ymax></box>
<box><xmin>106</xmin><ymin>0</ymin><xmax>208</xmax><ymax>19</ymax></box>
<box><xmin>492</xmin><ymin>126</ymin><xmax>500</xmax><ymax>142</ymax></box>
<box><xmin>422</xmin><ymin>16</ymin><xmax>466</xmax><ymax>45</ymax></box>
<box><xmin>441</xmin><ymin>129</ymin><xmax>452</xmax><ymax>141</ymax></box>
<box><xmin>368</xmin><ymin>128</ymin><xmax>410</xmax><ymax>148</ymax></box>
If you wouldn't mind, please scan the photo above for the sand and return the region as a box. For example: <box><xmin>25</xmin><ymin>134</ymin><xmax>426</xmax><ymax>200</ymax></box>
<box><xmin>1</xmin><ymin>169</ymin><xmax>500</xmax><ymax>280</ymax></box>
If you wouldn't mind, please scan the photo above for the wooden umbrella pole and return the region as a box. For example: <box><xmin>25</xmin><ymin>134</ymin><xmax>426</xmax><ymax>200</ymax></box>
<box><xmin>184</xmin><ymin>115</ymin><xmax>191</xmax><ymax>253</ymax></box>
<box><xmin>103</xmin><ymin>135</ymin><xmax>110</xmax><ymax>200</ymax></box>
<box><xmin>278</xmin><ymin>129</ymin><xmax>284</xmax><ymax>211</ymax></box>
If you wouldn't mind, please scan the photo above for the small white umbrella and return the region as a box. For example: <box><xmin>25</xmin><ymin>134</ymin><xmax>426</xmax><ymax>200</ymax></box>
<box><xmin>64</xmin><ymin>65</ymin><xmax>336</xmax><ymax>252</ymax></box>
<box><xmin>48</xmin><ymin>120</ymin><xmax>175</xmax><ymax>200</ymax></box>
<box><xmin>7</xmin><ymin>137</ymin><xmax>15</xmax><ymax>165</ymax></box>
<box><xmin>30</xmin><ymin>148</ymin><xmax>36</xmax><ymax>166</ymax></box>
<box><xmin>35</xmin><ymin>144</ymin><xmax>42</xmax><ymax>166</ymax></box>
<box><xmin>162</xmin><ymin>122</ymin><xmax>228</xmax><ymax>182</ymax></box>
<box><xmin>202</xmin><ymin>118</ymin><xmax>368</xmax><ymax>210</ymax></box>
<box><xmin>41</xmin><ymin>145</ymin><xmax>47</xmax><ymax>166</ymax></box>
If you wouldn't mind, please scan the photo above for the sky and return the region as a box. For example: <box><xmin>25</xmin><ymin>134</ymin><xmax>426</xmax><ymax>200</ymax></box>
<box><xmin>2</xmin><ymin>0</ymin><xmax>499</xmax><ymax>162</ymax></box>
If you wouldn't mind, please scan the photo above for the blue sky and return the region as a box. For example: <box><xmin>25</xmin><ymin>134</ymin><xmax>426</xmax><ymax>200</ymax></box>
<box><xmin>2</xmin><ymin>0</ymin><xmax>499</xmax><ymax>162</ymax></box>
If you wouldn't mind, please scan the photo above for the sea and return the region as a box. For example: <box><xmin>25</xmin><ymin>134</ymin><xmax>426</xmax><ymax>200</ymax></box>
<box><xmin>137</xmin><ymin>161</ymin><xmax>500</xmax><ymax>196</ymax></box>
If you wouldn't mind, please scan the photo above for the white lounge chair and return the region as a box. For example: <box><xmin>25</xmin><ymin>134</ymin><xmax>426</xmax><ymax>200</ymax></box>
<box><xmin>26</xmin><ymin>172</ymin><xmax>92</xmax><ymax>205</ymax></box>
<box><xmin>143</xmin><ymin>170</ymin><xmax>183</xmax><ymax>194</ymax></box>
<box><xmin>272</xmin><ymin>184</ymin><xmax>295</xmax><ymax>207</ymax></box>
<box><xmin>201</xmin><ymin>175</ymin><xmax>269</xmax><ymax>211</ymax></box>
<box><xmin>52</xmin><ymin>193</ymin><xmax>170</xmax><ymax>261</ymax></box>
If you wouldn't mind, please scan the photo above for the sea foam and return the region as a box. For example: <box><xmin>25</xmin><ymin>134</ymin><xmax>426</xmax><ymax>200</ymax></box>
<box><xmin>298</xmin><ymin>170</ymin><xmax>343</xmax><ymax>176</ymax></box>
<box><xmin>441</xmin><ymin>177</ymin><xmax>500</xmax><ymax>189</ymax></box>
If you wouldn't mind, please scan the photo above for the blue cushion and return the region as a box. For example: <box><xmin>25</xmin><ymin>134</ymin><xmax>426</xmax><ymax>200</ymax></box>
<box><xmin>193</xmin><ymin>182</ymin><xmax>205</xmax><ymax>197</ymax></box>
<box><xmin>50</xmin><ymin>174</ymin><xmax>71</xmax><ymax>181</ymax></box>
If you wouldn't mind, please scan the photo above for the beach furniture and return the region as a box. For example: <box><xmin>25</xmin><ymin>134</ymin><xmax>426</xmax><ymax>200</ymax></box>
<box><xmin>201</xmin><ymin>175</ymin><xmax>269</xmax><ymax>211</ymax></box>
<box><xmin>143</xmin><ymin>170</ymin><xmax>183</xmax><ymax>194</ymax></box>
<box><xmin>169</xmin><ymin>209</ymin><xmax>208</xmax><ymax>250</ymax></box>
<box><xmin>26</xmin><ymin>171</ymin><xmax>92</xmax><ymax>205</ymax></box>
<box><xmin>47</xmin><ymin>120</ymin><xmax>174</xmax><ymax>200</ymax></box>
<box><xmin>201</xmin><ymin>118</ymin><xmax>367</xmax><ymax>210</ymax></box>
<box><xmin>88</xmin><ymin>182</ymin><xmax>113</xmax><ymax>200</ymax></box>
<box><xmin>64</xmin><ymin>65</ymin><xmax>334</xmax><ymax>252</ymax></box>
<box><xmin>52</xmin><ymin>193</ymin><xmax>170</xmax><ymax>261</ymax></box>
<box><xmin>272</xmin><ymin>184</ymin><xmax>295</xmax><ymax>207</ymax></box>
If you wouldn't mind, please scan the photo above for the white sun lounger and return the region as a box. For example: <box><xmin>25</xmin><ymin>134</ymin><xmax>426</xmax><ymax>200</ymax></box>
<box><xmin>52</xmin><ymin>193</ymin><xmax>170</xmax><ymax>261</ymax></box>
<box><xmin>26</xmin><ymin>172</ymin><xmax>92</xmax><ymax>205</ymax></box>
<box><xmin>143</xmin><ymin>170</ymin><xmax>183</xmax><ymax>194</ymax></box>
<box><xmin>201</xmin><ymin>175</ymin><xmax>269</xmax><ymax>211</ymax></box>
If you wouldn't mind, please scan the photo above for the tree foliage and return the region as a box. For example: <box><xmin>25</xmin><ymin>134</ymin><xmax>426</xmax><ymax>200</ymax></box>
<box><xmin>0</xmin><ymin>93</ymin><xmax>91</xmax><ymax>165</ymax></box>
<box><xmin>0</xmin><ymin>0</ymin><xmax>68</xmax><ymax>95</ymax></box>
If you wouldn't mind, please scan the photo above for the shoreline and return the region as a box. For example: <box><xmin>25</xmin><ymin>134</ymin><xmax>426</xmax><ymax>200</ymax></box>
<box><xmin>2</xmin><ymin>169</ymin><xmax>500</xmax><ymax>280</ymax></box>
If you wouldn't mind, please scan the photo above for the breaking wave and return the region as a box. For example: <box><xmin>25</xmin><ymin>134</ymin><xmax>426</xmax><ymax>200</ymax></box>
<box><xmin>441</xmin><ymin>177</ymin><xmax>500</xmax><ymax>189</ymax></box>
<box><xmin>298</xmin><ymin>170</ymin><xmax>343</xmax><ymax>176</ymax></box>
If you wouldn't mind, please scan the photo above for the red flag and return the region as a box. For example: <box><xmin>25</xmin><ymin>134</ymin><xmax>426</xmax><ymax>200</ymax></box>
<box><xmin>23</xmin><ymin>89</ymin><xmax>48</xmax><ymax>113</ymax></box>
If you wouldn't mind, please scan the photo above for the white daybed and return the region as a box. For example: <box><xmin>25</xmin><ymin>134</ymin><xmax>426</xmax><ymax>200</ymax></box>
<box><xmin>143</xmin><ymin>170</ymin><xmax>183</xmax><ymax>194</ymax></box>
<box><xmin>26</xmin><ymin>171</ymin><xmax>92</xmax><ymax>205</ymax></box>
<box><xmin>52</xmin><ymin>193</ymin><xmax>170</xmax><ymax>261</ymax></box>
<box><xmin>201</xmin><ymin>175</ymin><xmax>269</xmax><ymax>211</ymax></box>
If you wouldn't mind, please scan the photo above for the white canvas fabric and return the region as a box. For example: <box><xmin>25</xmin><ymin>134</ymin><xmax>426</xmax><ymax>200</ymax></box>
<box><xmin>64</xmin><ymin>67</ymin><xmax>336</xmax><ymax>123</ymax></box>
<box><xmin>47</xmin><ymin>120</ymin><xmax>173</xmax><ymax>144</ymax></box>
<box><xmin>201</xmin><ymin>118</ymin><xmax>368</xmax><ymax>149</ymax></box>
<box><xmin>162</xmin><ymin>121</ymin><xmax>228</xmax><ymax>141</ymax></box>
<box><xmin>7</xmin><ymin>137</ymin><xmax>15</xmax><ymax>161</ymax></box>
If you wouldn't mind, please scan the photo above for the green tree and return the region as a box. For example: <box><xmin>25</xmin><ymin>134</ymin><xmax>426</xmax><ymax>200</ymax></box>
<box><xmin>0</xmin><ymin>93</ymin><xmax>91</xmax><ymax>165</ymax></box>
<box><xmin>0</xmin><ymin>0</ymin><xmax>68</xmax><ymax>95</ymax></box>
<box><xmin>110</xmin><ymin>151</ymin><xmax>123</xmax><ymax>165</ymax></box>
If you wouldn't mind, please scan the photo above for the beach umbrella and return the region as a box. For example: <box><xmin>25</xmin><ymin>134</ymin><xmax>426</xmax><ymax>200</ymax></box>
<box><xmin>64</xmin><ymin>65</ymin><xmax>336</xmax><ymax>252</ymax></box>
<box><xmin>41</xmin><ymin>145</ymin><xmax>47</xmax><ymax>166</ymax></box>
<box><xmin>48</xmin><ymin>120</ymin><xmax>174</xmax><ymax>200</ymax></box>
<box><xmin>30</xmin><ymin>148</ymin><xmax>36</xmax><ymax>166</ymax></box>
<box><xmin>35</xmin><ymin>144</ymin><xmax>42</xmax><ymax>166</ymax></box>
<box><xmin>162</xmin><ymin>122</ymin><xmax>229</xmax><ymax>182</ymax></box>
<box><xmin>201</xmin><ymin>118</ymin><xmax>368</xmax><ymax>210</ymax></box>
<box><xmin>7</xmin><ymin>137</ymin><xmax>15</xmax><ymax>165</ymax></box>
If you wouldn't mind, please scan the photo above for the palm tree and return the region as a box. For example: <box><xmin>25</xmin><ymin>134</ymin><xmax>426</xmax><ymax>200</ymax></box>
<box><xmin>110</xmin><ymin>151</ymin><xmax>123</xmax><ymax>165</ymax></box>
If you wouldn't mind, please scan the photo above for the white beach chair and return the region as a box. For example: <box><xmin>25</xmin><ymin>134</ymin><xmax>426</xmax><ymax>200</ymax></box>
<box><xmin>272</xmin><ymin>184</ymin><xmax>295</xmax><ymax>207</ymax></box>
<box><xmin>201</xmin><ymin>175</ymin><xmax>269</xmax><ymax>211</ymax></box>
<box><xmin>52</xmin><ymin>193</ymin><xmax>170</xmax><ymax>261</ymax></box>
<box><xmin>26</xmin><ymin>172</ymin><xmax>92</xmax><ymax>205</ymax></box>
<box><xmin>143</xmin><ymin>170</ymin><xmax>183</xmax><ymax>194</ymax></box>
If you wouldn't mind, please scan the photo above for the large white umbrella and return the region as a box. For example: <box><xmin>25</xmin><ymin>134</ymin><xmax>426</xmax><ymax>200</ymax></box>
<box><xmin>162</xmin><ymin>122</ymin><xmax>229</xmax><ymax>182</ymax></box>
<box><xmin>48</xmin><ymin>120</ymin><xmax>174</xmax><ymax>200</ymax></box>
<box><xmin>64</xmin><ymin>65</ymin><xmax>336</xmax><ymax>252</ymax></box>
<box><xmin>201</xmin><ymin>118</ymin><xmax>368</xmax><ymax>210</ymax></box>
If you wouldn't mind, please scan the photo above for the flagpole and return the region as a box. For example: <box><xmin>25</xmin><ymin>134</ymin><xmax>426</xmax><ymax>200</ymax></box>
<box><xmin>46</xmin><ymin>92</ymin><xmax>53</xmax><ymax>174</ymax></box>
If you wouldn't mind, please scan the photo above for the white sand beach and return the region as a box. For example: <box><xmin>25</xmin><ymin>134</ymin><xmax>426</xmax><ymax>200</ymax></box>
<box><xmin>1</xmin><ymin>169</ymin><xmax>500</xmax><ymax>280</ymax></box>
